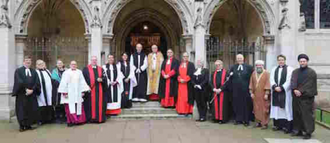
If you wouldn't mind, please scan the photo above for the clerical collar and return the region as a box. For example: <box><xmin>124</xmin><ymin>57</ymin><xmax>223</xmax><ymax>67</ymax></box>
<box><xmin>24</xmin><ymin>66</ymin><xmax>30</xmax><ymax>69</ymax></box>
<box><xmin>92</xmin><ymin>65</ymin><xmax>97</xmax><ymax>68</ymax></box>
<box><xmin>278</xmin><ymin>65</ymin><xmax>286</xmax><ymax>68</ymax></box>
<box><xmin>217</xmin><ymin>69</ymin><xmax>222</xmax><ymax>72</ymax></box>
<box><xmin>300</xmin><ymin>66</ymin><xmax>308</xmax><ymax>70</ymax></box>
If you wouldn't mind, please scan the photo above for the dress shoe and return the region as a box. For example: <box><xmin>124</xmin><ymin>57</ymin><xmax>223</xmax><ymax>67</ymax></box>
<box><xmin>234</xmin><ymin>121</ymin><xmax>241</xmax><ymax>125</ymax></box>
<box><xmin>218</xmin><ymin>120</ymin><xmax>224</xmax><ymax>124</ymax></box>
<box><xmin>67</xmin><ymin>123</ymin><xmax>74</xmax><ymax>127</ymax></box>
<box><xmin>261</xmin><ymin>125</ymin><xmax>268</xmax><ymax>130</ymax></box>
<box><xmin>243</xmin><ymin>122</ymin><xmax>249</xmax><ymax>127</ymax></box>
<box><xmin>283</xmin><ymin>128</ymin><xmax>291</xmax><ymax>134</ymax></box>
<box><xmin>254</xmin><ymin>123</ymin><xmax>262</xmax><ymax>128</ymax></box>
<box><xmin>272</xmin><ymin>126</ymin><xmax>281</xmax><ymax>131</ymax></box>
<box><xmin>195</xmin><ymin>119</ymin><xmax>201</xmax><ymax>122</ymax></box>
<box><xmin>291</xmin><ymin>131</ymin><xmax>303</xmax><ymax>136</ymax></box>
<box><xmin>200</xmin><ymin>118</ymin><xmax>206</xmax><ymax>122</ymax></box>
<box><xmin>303</xmin><ymin>134</ymin><xmax>311</xmax><ymax>139</ymax></box>
<box><xmin>25</xmin><ymin>126</ymin><xmax>35</xmax><ymax>130</ymax></box>
<box><xmin>19</xmin><ymin>126</ymin><xmax>26</xmax><ymax>132</ymax></box>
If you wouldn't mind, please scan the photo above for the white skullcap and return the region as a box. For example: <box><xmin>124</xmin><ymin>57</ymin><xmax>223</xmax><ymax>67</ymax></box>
<box><xmin>255</xmin><ymin>60</ymin><xmax>265</xmax><ymax>65</ymax></box>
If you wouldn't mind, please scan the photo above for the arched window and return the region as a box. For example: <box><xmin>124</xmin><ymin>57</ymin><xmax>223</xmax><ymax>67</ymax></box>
<box><xmin>300</xmin><ymin>0</ymin><xmax>330</xmax><ymax>30</ymax></box>
<box><xmin>320</xmin><ymin>0</ymin><xmax>330</xmax><ymax>29</ymax></box>
<box><xmin>300</xmin><ymin>0</ymin><xmax>315</xmax><ymax>29</ymax></box>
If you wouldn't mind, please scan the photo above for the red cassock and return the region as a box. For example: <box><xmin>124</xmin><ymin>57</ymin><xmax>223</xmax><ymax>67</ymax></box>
<box><xmin>160</xmin><ymin>58</ymin><xmax>176</xmax><ymax>107</ymax></box>
<box><xmin>176</xmin><ymin>62</ymin><xmax>193</xmax><ymax>114</ymax></box>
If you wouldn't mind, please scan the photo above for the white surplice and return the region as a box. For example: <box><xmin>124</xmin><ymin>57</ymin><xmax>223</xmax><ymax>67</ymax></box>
<box><xmin>270</xmin><ymin>66</ymin><xmax>293</xmax><ymax>121</ymax></box>
<box><xmin>58</xmin><ymin>69</ymin><xmax>90</xmax><ymax>115</ymax></box>
<box><xmin>36</xmin><ymin>69</ymin><xmax>53</xmax><ymax>107</ymax></box>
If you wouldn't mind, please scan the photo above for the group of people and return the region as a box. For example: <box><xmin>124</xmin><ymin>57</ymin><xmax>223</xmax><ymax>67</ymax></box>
<box><xmin>12</xmin><ymin>43</ymin><xmax>317</xmax><ymax>140</ymax></box>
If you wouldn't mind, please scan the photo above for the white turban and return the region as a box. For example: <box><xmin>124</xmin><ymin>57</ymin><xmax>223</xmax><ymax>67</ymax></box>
<box><xmin>255</xmin><ymin>60</ymin><xmax>265</xmax><ymax>65</ymax></box>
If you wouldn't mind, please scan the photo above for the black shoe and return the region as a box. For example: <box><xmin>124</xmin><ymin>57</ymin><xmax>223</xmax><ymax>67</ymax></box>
<box><xmin>291</xmin><ymin>131</ymin><xmax>303</xmax><ymax>136</ymax></box>
<box><xmin>25</xmin><ymin>126</ymin><xmax>35</xmax><ymax>130</ymax></box>
<box><xmin>200</xmin><ymin>118</ymin><xmax>206</xmax><ymax>122</ymax></box>
<box><xmin>67</xmin><ymin>123</ymin><xmax>74</xmax><ymax>127</ymax></box>
<box><xmin>234</xmin><ymin>121</ymin><xmax>241</xmax><ymax>125</ymax></box>
<box><xmin>218</xmin><ymin>121</ymin><xmax>224</xmax><ymax>124</ymax></box>
<box><xmin>283</xmin><ymin>128</ymin><xmax>291</xmax><ymax>134</ymax></box>
<box><xmin>243</xmin><ymin>122</ymin><xmax>249</xmax><ymax>127</ymax></box>
<box><xmin>19</xmin><ymin>126</ymin><xmax>26</xmax><ymax>132</ymax></box>
<box><xmin>195</xmin><ymin>119</ymin><xmax>201</xmax><ymax>122</ymax></box>
<box><xmin>254</xmin><ymin>123</ymin><xmax>262</xmax><ymax>128</ymax></box>
<box><xmin>272</xmin><ymin>126</ymin><xmax>281</xmax><ymax>131</ymax></box>
<box><xmin>303</xmin><ymin>134</ymin><xmax>311</xmax><ymax>140</ymax></box>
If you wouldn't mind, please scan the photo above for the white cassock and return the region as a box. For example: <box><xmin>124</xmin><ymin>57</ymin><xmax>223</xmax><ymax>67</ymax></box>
<box><xmin>58</xmin><ymin>69</ymin><xmax>90</xmax><ymax>115</ymax></box>
<box><xmin>270</xmin><ymin>66</ymin><xmax>293</xmax><ymax>121</ymax></box>
<box><xmin>103</xmin><ymin>64</ymin><xmax>124</xmax><ymax>110</ymax></box>
<box><xmin>118</xmin><ymin>62</ymin><xmax>137</xmax><ymax>100</ymax></box>
<box><xmin>36</xmin><ymin>69</ymin><xmax>53</xmax><ymax>106</ymax></box>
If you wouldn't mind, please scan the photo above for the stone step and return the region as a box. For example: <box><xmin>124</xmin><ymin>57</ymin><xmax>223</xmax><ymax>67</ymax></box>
<box><xmin>111</xmin><ymin>114</ymin><xmax>192</xmax><ymax>120</ymax></box>
<box><xmin>121</xmin><ymin>108</ymin><xmax>177</xmax><ymax>115</ymax></box>
<box><xmin>131</xmin><ymin>102</ymin><xmax>161</xmax><ymax>108</ymax></box>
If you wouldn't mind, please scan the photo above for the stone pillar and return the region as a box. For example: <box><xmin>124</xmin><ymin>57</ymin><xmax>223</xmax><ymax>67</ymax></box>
<box><xmin>278</xmin><ymin>0</ymin><xmax>300</xmax><ymax>67</ymax></box>
<box><xmin>103</xmin><ymin>34</ymin><xmax>113</xmax><ymax>65</ymax></box>
<box><xmin>15</xmin><ymin>34</ymin><xmax>27</xmax><ymax>68</ymax></box>
<box><xmin>264</xmin><ymin>35</ymin><xmax>276</xmax><ymax>70</ymax></box>
<box><xmin>193</xmin><ymin>2</ymin><xmax>206</xmax><ymax>66</ymax></box>
<box><xmin>90</xmin><ymin>0</ymin><xmax>103</xmax><ymax>65</ymax></box>
<box><xmin>183</xmin><ymin>35</ymin><xmax>193</xmax><ymax>61</ymax></box>
<box><xmin>0</xmin><ymin>1</ymin><xmax>15</xmax><ymax>120</ymax></box>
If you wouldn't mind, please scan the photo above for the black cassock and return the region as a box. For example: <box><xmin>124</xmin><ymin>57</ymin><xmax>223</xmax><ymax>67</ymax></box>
<box><xmin>83</xmin><ymin>66</ymin><xmax>107</xmax><ymax>123</ymax></box>
<box><xmin>230</xmin><ymin>64</ymin><xmax>253</xmax><ymax>123</ymax></box>
<box><xmin>191</xmin><ymin>68</ymin><xmax>209</xmax><ymax>120</ymax></box>
<box><xmin>210</xmin><ymin>69</ymin><xmax>231</xmax><ymax>122</ymax></box>
<box><xmin>12</xmin><ymin>66</ymin><xmax>41</xmax><ymax>127</ymax></box>
<box><xmin>131</xmin><ymin>52</ymin><xmax>148</xmax><ymax>100</ymax></box>
<box><xmin>158</xmin><ymin>58</ymin><xmax>179</xmax><ymax>103</ymax></box>
<box><xmin>291</xmin><ymin>67</ymin><xmax>318</xmax><ymax>134</ymax></box>
<box><xmin>120</xmin><ymin>61</ymin><xmax>132</xmax><ymax>108</ymax></box>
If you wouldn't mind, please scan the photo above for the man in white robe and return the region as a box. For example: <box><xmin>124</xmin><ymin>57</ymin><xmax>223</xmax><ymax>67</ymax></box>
<box><xmin>58</xmin><ymin>61</ymin><xmax>90</xmax><ymax>127</ymax></box>
<box><xmin>270</xmin><ymin>55</ymin><xmax>293</xmax><ymax>133</ymax></box>
<box><xmin>35</xmin><ymin>60</ymin><xmax>53</xmax><ymax>124</ymax></box>
<box><xmin>103</xmin><ymin>54</ymin><xmax>124</xmax><ymax>115</ymax></box>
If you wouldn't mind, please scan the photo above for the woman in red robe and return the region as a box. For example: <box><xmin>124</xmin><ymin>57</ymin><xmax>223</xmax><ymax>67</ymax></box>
<box><xmin>176</xmin><ymin>52</ymin><xmax>195</xmax><ymax>115</ymax></box>
<box><xmin>159</xmin><ymin>49</ymin><xmax>179</xmax><ymax>107</ymax></box>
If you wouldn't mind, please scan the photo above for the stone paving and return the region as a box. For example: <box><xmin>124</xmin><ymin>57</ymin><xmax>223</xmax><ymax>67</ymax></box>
<box><xmin>1</xmin><ymin>119</ymin><xmax>330</xmax><ymax>143</ymax></box>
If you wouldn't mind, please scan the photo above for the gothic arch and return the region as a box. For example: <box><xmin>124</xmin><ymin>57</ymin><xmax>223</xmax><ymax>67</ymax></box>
<box><xmin>203</xmin><ymin>0</ymin><xmax>275</xmax><ymax>35</ymax></box>
<box><xmin>102</xmin><ymin>0</ymin><xmax>193</xmax><ymax>36</ymax></box>
<box><xmin>14</xmin><ymin>0</ymin><xmax>93</xmax><ymax>35</ymax></box>
<box><xmin>113</xmin><ymin>9</ymin><xmax>182</xmax><ymax>58</ymax></box>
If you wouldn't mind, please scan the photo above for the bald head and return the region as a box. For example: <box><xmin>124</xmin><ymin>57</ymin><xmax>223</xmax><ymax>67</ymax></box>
<box><xmin>236</xmin><ymin>54</ymin><xmax>244</xmax><ymax>65</ymax></box>
<box><xmin>136</xmin><ymin>43</ymin><xmax>143</xmax><ymax>53</ymax></box>
<box><xmin>91</xmin><ymin>56</ymin><xmax>98</xmax><ymax>66</ymax></box>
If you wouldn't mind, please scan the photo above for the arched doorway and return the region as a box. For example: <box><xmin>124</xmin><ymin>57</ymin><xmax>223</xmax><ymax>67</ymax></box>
<box><xmin>112</xmin><ymin>0</ymin><xmax>183</xmax><ymax>60</ymax></box>
<box><xmin>24</xmin><ymin>0</ymin><xmax>88</xmax><ymax>69</ymax></box>
<box><xmin>207</xmin><ymin>0</ymin><xmax>266</xmax><ymax>71</ymax></box>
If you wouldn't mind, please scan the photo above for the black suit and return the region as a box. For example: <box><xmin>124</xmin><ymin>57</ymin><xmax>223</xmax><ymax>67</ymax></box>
<box><xmin>192</xmin><ymin>68</ymin><xmax>209</xmax><ymax>119</ymax></box>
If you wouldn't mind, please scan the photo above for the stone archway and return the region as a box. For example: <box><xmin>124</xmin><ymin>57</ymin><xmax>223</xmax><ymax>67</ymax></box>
<box><xmin>14</xmin><ymin>0</ymin><xmax>92</xmax><ymax>35</ymax></box>
<box><xmin>102</xmin><ymin>0</ymin><xmax>193</xmax><ymax>36</ymax></box>
<box><xmin>108</xmin><ymin>0</ymin><xmax>185</xmax><ymax>59</ymax></box>
<box><xmin>204</xmin><ymin>0</ymin><xmax>275</xmax><ymax>35</ymax></box>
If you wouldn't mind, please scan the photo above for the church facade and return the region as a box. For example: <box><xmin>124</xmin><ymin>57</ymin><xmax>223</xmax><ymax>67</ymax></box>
<box><xmin>0</xmin><ymin>0</ymin><xmax>329</xmax><ymax>120</ymax></box>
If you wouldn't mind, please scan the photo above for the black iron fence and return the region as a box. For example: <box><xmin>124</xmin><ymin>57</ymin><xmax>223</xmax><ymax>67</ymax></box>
<box><xmin>206</xmin><ymin>36</ymin><xmax>267</xmax><ymax>73</ymax></box>
<box><xmin>24</xmin><ymin>37</ymin><xmax>88</xmax><ymax>69</ymax></box>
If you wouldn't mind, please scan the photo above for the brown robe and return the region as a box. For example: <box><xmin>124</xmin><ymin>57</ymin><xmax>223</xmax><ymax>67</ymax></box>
<box><xmin>249</xmin><ymin>71</ymin><xmax>271</xmax><ymax>126</ymax></box>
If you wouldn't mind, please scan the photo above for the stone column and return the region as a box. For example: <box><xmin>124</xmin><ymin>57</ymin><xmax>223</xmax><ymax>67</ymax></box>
<box><xmin>0</xmin><ymin>1</ymin><xmax>15</xmax><ymax>120</ymax></box>
<box><xmin>183</xmin><ymin>35</ymin><xmax>193</xmax><ymax>61</ymax></box>
<box><xmin>193</xmin><ymin>2</ymin><xmax>206</xmax><ymax>66</ymax></box>
<box><xmin>103</xmin><ymin>34</ymin><xmax>113</xmax><ymax>65</ymax></box>
<box><xmin>90</xmin><ymin>0</ymin><xmax>103</xmax><ymax>65</ymax></box>
<box><xmin>278</xmin><ymin>0</ymin><xmax>300</xmax><ymax>67</ymax></box>
<box><xmin>15</xmin><ymin>34</ymin><xmax>27</xmax><ymax>68</ymax></box>
<box><xmin>264</xmin><ymin>35</ymin><xmax>276</xmax><ymax>70</ymax></box>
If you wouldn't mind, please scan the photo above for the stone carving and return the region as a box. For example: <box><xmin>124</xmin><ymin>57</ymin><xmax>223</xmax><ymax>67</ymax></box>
<box><xmin>91</xmin><ymin>5</ymin><xmax>102</xmax><ymax>28</ymax></box>
<box><xmin>106</xmin><ymin>0</ymin><xmax>190</xmax><ymax>34</ymax></box>
<box><xmin>278</xmin><ymin>8</ymin><xmax>290</xmax><ymax>30</ymax></box>
<box><xmin>194</xmin><ymin>7</ymin><xmax>204</xmax><ymax>29</ymax></box>
<box><xmin>0</xmin><ymin>0</ymin><xmax>11</xmax><ymax>28</ymax></box>
<box><xmin>19</xmin><ymin>0</ymin><xmax>90</xmax><ymax>33</ymax></box>
<box><xmin>298</xmin><ymin>12</ymin><xmax>306</xmax><ymax>32</ymax></box>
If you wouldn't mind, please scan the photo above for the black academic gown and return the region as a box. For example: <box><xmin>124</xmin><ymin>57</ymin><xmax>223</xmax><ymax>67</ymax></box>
<box><xmin>36</xmin><ymin>69</ymin><xmax>55</xmax><ymax>123</ymax></box>
<box><xmin>158</xmin><ymin>58</ymin><xmax>179</xmax><ymax>102</ymax></box>
<box><xmin>230</xmin><ymin>64</ymin><xmax>253</xmax><ymax>123</ymax></box>
<box><xmin>210</xmin><ymin>69</ymin><xmax>231</xmax><ymax>122</ymax></box>
<box><xmin>120</xmin><ymin>61</ymin><xmax>132</xmax><ymax>108</ymax></box>
<box><xmin>291</xmin><ymin>67</ymin><xmax>318</xmax><ymax>134</ymax></box>
<box><xmin>191</xmin><ymin>68</ymin><xmax>209</xmax><ymax>119</ymax></box>
<box><xmin>132</xmin><ymin>52</ymin><xmax>148</xmax><ymax>100</ymax></box>
<box><xmin>12</xmin><ymin>66</ymin><xmax>41</xmax><ymax>127</ymax></box>
<box><xmin>83</xmin><ymin>66</ymin><xmax>107</xmax><ymax>123</ymax></box>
